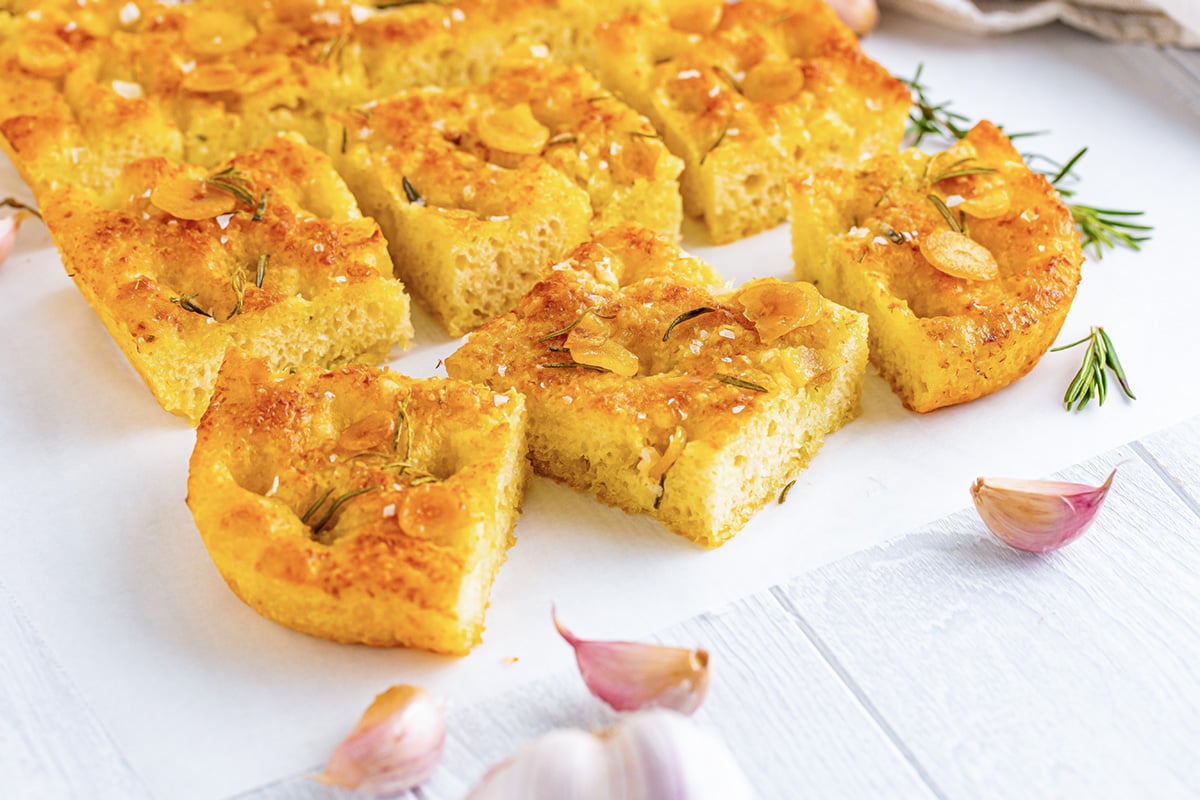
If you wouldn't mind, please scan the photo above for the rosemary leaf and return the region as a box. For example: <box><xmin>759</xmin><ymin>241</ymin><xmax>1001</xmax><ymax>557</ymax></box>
<box><xmin>402</xmin><ymin>175</ymin><xmax>425</xmax><ymax>206</ymax></box>
<box><xmin>541</xmin><ymin>361</ymin><xmax>608</xmax><ymax>372</ymax></box>
<box><xmin>537</xmin><ymin>307</ymin><xmax>614</xmax><ymax>341</ymax></box>
<box><xmin>252</xmin><ymin>189</ymin><xmax>269</xmax><ymax>221</ymax></box>
<box><xmin>926</xmin><ymin>193</ymin><xmax>962</xmax><ymax>233</ymax></box>
<box><xmin>930</xmin><ymin>166</ymin><xmax>997</xmax><ymax>183</ymax></box>
<box><xmin>547</xmin><ymin>133</ymin><xmax>578</xmax><ymax>147</ymax></box>
<box><xmin>310</xmin><ymin>486</ymin><xmax>383</xmax><ymax>536</ymax></box>
<box><xmin>170</xmin><ymin>293</ymin><xmax>212</xmax><ymax>318</ymax></box>
<box><xmin>700</xmin><ymin>124</ymin><xmax>729</xmax><ymax>165</ymax></box>
<box><xmin>255</xmin><ymin>253</ymin><xmax>268</xmax><ymax>288</ymax></box>
<box><xmin>206</xmin><ymin>166</ymin><xmax>257</xmax><ymax>209</ymax></box>
<box><xmin>714</xmin><ymin>373</ymin><xmax>768</xmax><ymax>392</ymax></box>
<box><xmin>300</xmin><ymin>487</ymin><xmax>335</xmax><ymax>524</ymax></box>
<box><xmin>778</xmin><ymin>479</ymin><xmax>796</xmax><ymax>504</ymax></box>
<box><xmin>663</xmin><ymin>306</ymin><xmax>717</xmax><ymax>342</ymax></box>
<box><xmin>880</xmin><ymin>223</ymin><xmax>905</xmax><ymax>245</ymax></box>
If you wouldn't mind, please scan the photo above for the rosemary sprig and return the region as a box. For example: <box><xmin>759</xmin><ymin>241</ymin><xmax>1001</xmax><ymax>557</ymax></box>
<box><xmin>714</xmin><ymin>373</ymin><xmax>768</xmax><ymax>392</ymax></box>
<box><xmin>663</xmin><ymin>307</ymin><xmax>717</xmax><ymax>342</ymax></box>
<box><xmin>1</xmin><ymin>197</ymin><xmax>40</xmax><ymax>219</ymax></box>
<box><xmin>402</xmin><ymin>175</ymin><xmax>425</xmax><ymax>205</ymax></box>
<box><xmin>1041</xmin><ymin>148</ymin><xmax>1152</xmax><ymax>259</ymax></box>
<box><xmin>206</xmin><ymin>166</ymin><xmax>256</xmax><ymax>209</ymax></box>
<box><xmin>901</xmin><ymin>67</ymin><xmax>1151</xmax><ymax>258</ymax></box>
<box><xmin>1069</xmin><ymin>204</ymin><xmax>1152</xmax><ymax>260</ymax></box>
<box><xmin>1051</xmin><ymin>326</ymin><xmax>1135</xmax><ymax>411</ymax></box>
<box><xmin>170</xmin><ymin>293</ymin><xmax>212</xmax><ymax>318</ymax></box>
<box><xmin>899</xmin><ymin>64</ymin><xmax>969</xmax><ymax>146</ymax></box>
<box><xmin>537</xmin><ymin>307</ymin><xmax>614</xmax><ymax>341</ymax></box>
<box><xmin>309</xmin><ymin>486</ymin><xmax>383</xmax><ymax>537</ymax></box>
<box><xmin>255</xmin><ymin>253</ymin><xmax>268</xmax><ymax>288</ymax></box>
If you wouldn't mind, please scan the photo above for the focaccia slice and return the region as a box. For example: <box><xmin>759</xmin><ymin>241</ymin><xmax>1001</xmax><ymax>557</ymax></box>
<box><xmin>791</xmin><ymin>121</ymin><xmax>1083</xmax><ymax>412</ymax></box>
<box><xmin>188</xmin><ymin>350</ymin><xmax>530</xmax><ymax>654</ymax></box>
<box><xmin>40</xmin><ymin>132</ymin><xmax>412</xmax><ymax>423</ymax></box>
<box><xmin>594</xmin><ymin>0</ymin><xmax>909</xmax><ymax>244</ymax></box>
<box><xmin>445</xmin><ymin>223</ymin><xmax>868</xmax><ymax>547</ymax></box>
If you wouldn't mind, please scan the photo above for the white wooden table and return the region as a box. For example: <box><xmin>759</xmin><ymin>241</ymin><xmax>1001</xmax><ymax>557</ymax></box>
<box><xmin>3</xmin><ymin>12</ymin><xmax>1200</xmax><ymax>800</ymax></box>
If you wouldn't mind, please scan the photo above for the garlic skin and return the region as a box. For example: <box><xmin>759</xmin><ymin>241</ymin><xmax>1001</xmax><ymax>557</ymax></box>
<box><xmin>317</xmin><ymin>684</ymin><xmax>446</xmax><ymax>796</ymax></box>
<box><xmin>0</xmin><ymin>212</ymin><xmax>26</xmax><ymax>267</ymax></box>
<box><xmin>467</xmin><ymin>709</ymin><xmax>753</xmax><ymax>800</ymax></box>
<box><xmin>554</xmin><ymin>610</ymin><xmax>709</xmax><ymax>714</ymax></box>
<box><xmin>971</xmin><ymin>470</ymin><xmax>1116</xmax><ymax>553</ymax></box>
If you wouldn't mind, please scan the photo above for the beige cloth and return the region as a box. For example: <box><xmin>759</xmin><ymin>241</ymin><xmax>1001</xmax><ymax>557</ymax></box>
<box><xmin>880</xmin><ymin>0</ymin><xmax>1200</xmax><ymax>46</ymax></box>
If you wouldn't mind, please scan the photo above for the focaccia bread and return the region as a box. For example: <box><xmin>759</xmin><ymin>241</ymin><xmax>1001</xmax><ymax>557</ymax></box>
<box><xmin>188</xmin><ymin>350</ymin><xmax>530</xmax><ymax>654</ymax></box>
<box><xmin>446</xmin><ymin>223</ymin><xmax>868</xmax><ymax>547</ymax></box>
<box><xmin>0</xmin><ymin>19</ymin><xmax>185</xmax><ymax>196</ymax></box>
<box><xmin>330</xmin><ymin>57</ymin><xmax>683</xmax><ymax>336</ymax></box>
<box><xmin>40</xmin><ymin>132</ymin><xmax>412</xmax><ymax>423</ymax></box>
<box><xmin>594</xmin><ymin>0</ymin><xmax>909</xmax><ymax>243</ymax></box>
<box><xmin>791</xmin><ymin>121</ymin><xmax>1083</xmax><ymax>412</ymax></box>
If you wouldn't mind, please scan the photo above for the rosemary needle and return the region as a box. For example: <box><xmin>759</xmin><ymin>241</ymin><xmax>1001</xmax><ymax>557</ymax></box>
<box><xmin>714</xmin><ymin>374</ymin><xmax>768</xmax><ymax>392</ymax></box>
<box><xmin>663</xmin><ymin>307</ymin><xmax>717</xmax><ymax>342</ymax></box>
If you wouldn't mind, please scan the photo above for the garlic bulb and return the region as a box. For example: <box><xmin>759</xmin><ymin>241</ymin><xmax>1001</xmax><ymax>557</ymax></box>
<box><xmin>971</xmin><ymin>470</ymin><xmax>1116</xmax><ymax>553</ymax></box>
<box><xmin>554</xmin><ymin>610</ymin><xmax>709</xmax><ymax>714</ymax></box>
<box><xmin>317</xmin><ymin>684</ymin><xmax>446</xmax><ymax>796</ymax></box>
<box><xmin>467</xmin><ymin>709</ymin><xmax>753</xmax><ymax>800</ymax></box>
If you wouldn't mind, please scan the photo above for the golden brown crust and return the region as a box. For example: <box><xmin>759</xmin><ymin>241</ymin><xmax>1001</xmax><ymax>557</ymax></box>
<box><xmin>187</xmin><ymin>350</ymin><xmax>530</xmax><ymax>653</ymax></box>
<box><xmin>791</xmin><ymin>121</ymin><xmax>1084</xmax><ymax>412</ymax></box>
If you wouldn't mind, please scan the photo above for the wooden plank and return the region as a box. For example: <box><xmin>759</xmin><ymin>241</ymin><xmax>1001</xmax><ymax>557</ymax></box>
<box><xmin>237</xmin><ymin>594</ymin><xmax>937</xmax><ymax>800</ymax></box>
<box><xmin>0</xmin><ymin>582</ymin><xmax>152</xmax><ymax>800</ymax></box>
<box><xmin>775</xmin><ymin>447</ymin><xmax>1200</xmax><ymax>799</ymax></box>
<box><xmin>1134</xmin><ymin>416</ymin><xmax>1200</xmax><ymax>519</ymax></box>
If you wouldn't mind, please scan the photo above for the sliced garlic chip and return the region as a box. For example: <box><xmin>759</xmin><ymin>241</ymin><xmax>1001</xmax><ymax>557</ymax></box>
<box><xmin>478</xmin><ymin>103</ymin><xmax>550</xmax><ymax>155</ymax></box>
<box><xmin>733</xmin><ymin>278</ymin><xmax>823</xmax><ymax>342</ymax></box>
<box><xmin>920</xmin><ymin>229</ymin><xmax>1000</xmax><ymax>281</ymax></box>
<box><xmin>742</xmin><ymin>61</ymin><xmax>805</xmax><ymax>104</ymax></box>
<box><xmin>150</xmin><ymin>174</ymin><xmax>238</xmax><ymax>220</ymax></box>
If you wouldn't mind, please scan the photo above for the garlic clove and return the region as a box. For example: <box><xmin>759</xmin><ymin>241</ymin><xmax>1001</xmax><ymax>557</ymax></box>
<box><xmin>554</xmin><ymin>610</ymin><xmax>709</xmax><ymax>714</ymax></box>
<box><xmin>0</xmin><ymin>212</ymin><xmax>26</xmax><ymax>267</ymax></box>
<box><xmin>467</xmin><ymin>709</ymin><xmax>754</xmax><ymax>800</ymax></box>
<box><xmin>971</xmin><ymin>470</ymin><xmax>1116</xmax><ymax>553</ymax></box>
<box><xmin>317</xmin><ymin>684</ymin><xmax>446</xmax><ymax>796</ymax></box>
<box><xmin>827</xmin><ymin>0</ymin><xmax>880</xmax><ymax>36</ymax></box>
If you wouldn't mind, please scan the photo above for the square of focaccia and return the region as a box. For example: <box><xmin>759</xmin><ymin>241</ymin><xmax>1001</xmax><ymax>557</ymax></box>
<box><xmin>445</xmin><ymin>224</ymin><xmax>868</xmax><ymax>547</ymax></box>
<box><xmin>330</xmin><ymin>85</ymin><xmax>595</xmax><ymax>337</ymax></box>
<box><xmin>594</xmin><ymin>0</ymin><xmax>910</xmax><ymax>244</ymax></box>
<box><xmin>0</xmin><ymin>20</ymin><xmax>184</xmax><ymax>196</ymax></box>
<box><xmin>40</xmin><ymin>132</ymin><xmax>412</xmax><ymax>424</ymax></box>
<box><xmin>188</xmin><ymin>350</ymin><xmax>530</xmax><ymax>654</ymax></box>
<box><xmin>791</xmin><ymin>121</ymin><xmax>1083</xmax><ymax>413</ymax></box>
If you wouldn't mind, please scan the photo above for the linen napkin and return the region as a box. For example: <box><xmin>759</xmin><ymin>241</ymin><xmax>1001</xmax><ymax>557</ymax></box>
<box><xmin>880</xmin><ymin>0</ymin><xmax>1200</xmax><ymax>46</ymax></box>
